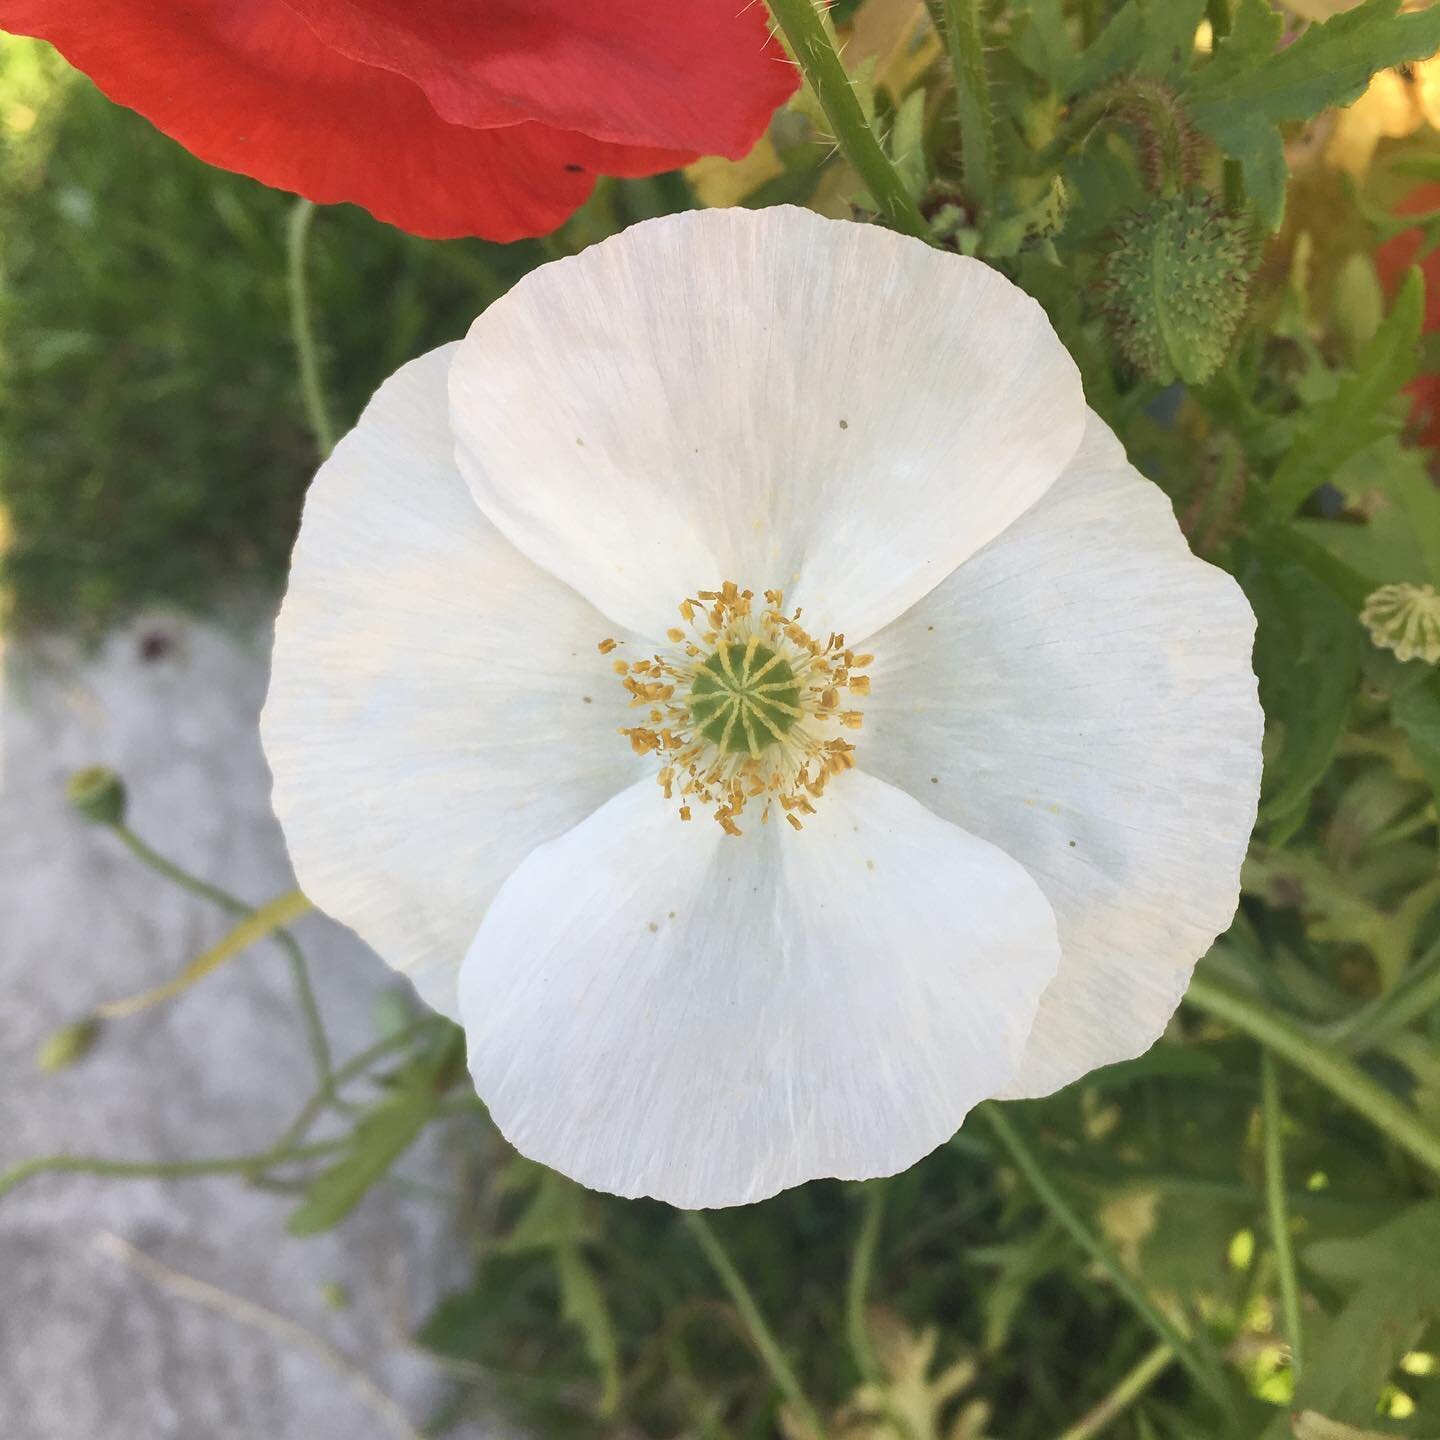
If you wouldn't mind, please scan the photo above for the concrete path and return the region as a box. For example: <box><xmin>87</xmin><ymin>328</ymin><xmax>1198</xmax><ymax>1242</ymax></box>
<box><xmin>0</xmin><ymin>606</ymin><xmax>496</xmax><ymax>1440</ymax></box>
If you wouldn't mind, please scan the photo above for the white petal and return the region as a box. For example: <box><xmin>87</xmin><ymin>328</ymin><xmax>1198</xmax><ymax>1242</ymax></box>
<box><xmin>861</xmin><ymin>412</ymin><xmax>1262</xmax><ymax>1096</ymax></box>
<box><xmin>460</xmin><ymin>771</ymin><xmax>1059</xmax><ymax>1208</ymax></box>
<box><xmin>448</xmin><ymin>207</ymin><xmax>1085</xmax><ymax>643</ymax></box>
<box><xmin>262</xmin><ymin>345</ymin><xmax>644</xmax><ymax>1019</ymax></box>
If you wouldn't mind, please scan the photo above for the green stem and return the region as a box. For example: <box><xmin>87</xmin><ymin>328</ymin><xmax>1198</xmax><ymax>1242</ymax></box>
<box><xmin>763</xmin><ymin>0</ymin><xmax>929</xmax><ymax>239</ymax></box>
<box><xmin>846</xmin><ymin>1184</ymin><xmax>885</xmax><ymax>1383</ymax></box>
<box><xmin>982</xmin><ymin>1104</ymin><xmax>1230</xmax><ymax>1408</ymax></box>
<box><xmin>0</xmin><ymin>1139</ymin><xmax>345</xmax><ymax>1203</ymax></box>
<box><xmin>938</xmin><ymin>0</ymin><xmax>997</xmax><ymax>215</ymax></box>
<box><xmin>1203</xmin><ymin>0</ymin><xmax>1246</xmax><ymax>211</ymax></box>
<box><xmin>287</xmin><ymin>197</ymin><xmax>337</xmax><ymax>459</ymax></box>
<box><xmin>1185</xmin><ymin>972</ymin><xmax>1440</xmax><ymax>1180</ymax></box>
<box><xmin>262</xmin><ymin>1016</ymin><xmax>445</xmax><ymax>1163</ymax></box>
<box><xmin>1055</xmin><ymin>1343</ymin><xmax>1175</xmax><ymax>1440</ymax></box>
<box><xmin>111</xmin><ymin>822</ymin><xmax>333</xmax><ymax>1086</ymax></box>
<box><xmin>682</xmin><ymin>1212</ymin><xmax>828</xmax><ymax>1438</ymax></box>
<box><xmin>1079</xmin><ymin>0</ymin><xmax>1102</xmax><ymax>48</ymax></box>
<box><xmin>1323</xmin><ymin>937</ymin><xmax>1440</xmax><ymax>1054</ymax></box>
<box><xmin>1261</xmin><ymin>1055</ymin><xmax>1304</xmax><ymax>1380</ymax></box>
<box><xmin>113</xmin><ymin>823</ymin><xmax>249</xmax><ymax>912</ymax></box>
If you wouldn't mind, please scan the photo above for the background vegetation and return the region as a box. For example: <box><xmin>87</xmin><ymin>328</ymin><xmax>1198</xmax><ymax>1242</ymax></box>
<box><xmin>6</xmin><ymin>2</ymin><xmax>1440</xmax><ymax>1438</ymax></box>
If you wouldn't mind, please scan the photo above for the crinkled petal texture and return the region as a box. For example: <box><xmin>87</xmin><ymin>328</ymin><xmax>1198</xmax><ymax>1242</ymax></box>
<box><xmin>280</xmin><ymin>0</ymin><xmax>793</xmax><ymax>154</ymax></box>
<box><xmin>261</xmin><ymin>344</ymin><xmax>643</xmax><ymax>1018</ymax></box>
<box><xmin>461</xmin><ymin>772</ymin><xmax>1061</xmax><ymax>1209</ymax></box>
<box><xmin>449</xmin><ymin>207</ymin><xmax>1086</xmax><ymax>641</ymax></box>
<box><xmin>0</xmin><ymin>0</ymin><xmax>791</xmax><ymax>240</ymax></box>
<box><xmin>862</xmin><ymin>412</ymin><xmax>1263</xmax><ymax>1097</ymax></box>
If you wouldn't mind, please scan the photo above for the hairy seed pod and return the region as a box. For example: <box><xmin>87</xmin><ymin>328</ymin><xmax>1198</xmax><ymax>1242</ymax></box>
<box><xmin>1103</xmin><ymin>190</ymin><xmax>1257</xmax><ymax>387</ymax></box>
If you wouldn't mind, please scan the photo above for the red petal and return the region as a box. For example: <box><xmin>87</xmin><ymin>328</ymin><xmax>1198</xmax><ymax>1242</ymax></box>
<box><xmin>280</xmin><ymin>0</ymin><xmax>797</xmax><ymax>157</ymax></box>
<box><xmin>1377</xmin><ymin>183</ymin><xmax>1440</xmax><ymax>448</ymax></box>
<box><xmin>0</xmin><ymin>0</ymin><xmax>743</xmax><ymax>238</ymax></box>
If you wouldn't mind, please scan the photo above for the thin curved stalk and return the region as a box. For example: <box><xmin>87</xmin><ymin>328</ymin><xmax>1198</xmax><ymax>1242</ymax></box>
<box><xmin>112</xmin><ymin>822</ymin><xmax>333</xmax><ymax>1084</ymax></box>
<box><xmin>683</xmin><ymin>1212</ymin><xmax>828</xmax><ymax>1437</ymax></box>
<box><xmin>1185</xmin><ymin>972</ymin><xmax>1440</xmax><ymax>1180</ymax></box>
<box><xmin>846</xmin><ymin>1184</ymin><xmax>886</xmax><ymax>1382</ymax></box>
<box><xmin>1055</xmin><ymin>1342</ymin><xmax>1175</xmax><ymax>1440</ymax></box>
<box><xmin>287</xmin><ymin>197</ymin><xmax>337</xmax><ymax>458</ymax></box>
<box><xmin>982</xmin><ymin>1104</ymin><xmax>1230</xmax><ymax>1409</ymax></box>
<box><xmin>1261</xmin><ymin>1055</ymin><xmax>1304</xmax><ymax>1379</ymax></box>
<box><xmin>0</xmin><ymin>1139</ymin><xmax>345</xmax><ymax>1203</ymax></box>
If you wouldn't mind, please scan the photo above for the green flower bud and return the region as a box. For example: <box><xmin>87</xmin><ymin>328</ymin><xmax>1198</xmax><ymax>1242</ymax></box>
<box><xmin>37</xmin><ymin>1016</ymin><xmax>101</xmax><ymax>1072</ymax></box>
<box><xmin>1103</xmin><ymin>190</ymin><xmax>1256</xmax><ymax>387</ymax></box>
<box><xmin>66</xmin><ymin>765</ymin><xmax>127</xmax><ymax>826</ymax></box>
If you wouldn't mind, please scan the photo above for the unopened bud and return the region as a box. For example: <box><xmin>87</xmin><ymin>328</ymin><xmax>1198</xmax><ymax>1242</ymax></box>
<box><xmin>66</xmin><ymin>765</ymin><xmax>127</xmax><ymax>826</ymax></box>
<box><xmin>37</xmin><ymin>1016</ymin><xmax>101</xmax><ymax>1072</ymax></box>
<box><xmin>1104</xmin><ymin>190</ymin><xmax>1256</xmax><ymax>387</ymax></box>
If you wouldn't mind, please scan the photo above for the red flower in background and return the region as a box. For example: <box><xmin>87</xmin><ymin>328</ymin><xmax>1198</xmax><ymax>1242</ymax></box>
<box><xmin>1378</xmin><ymin>182</ymin><xmax>1440</xmax><ymax>449</ymax></box>
<box><xmin>0</xmin><ymin>0</ymin><xmax>795</xmax><ymax>240</ymax></box>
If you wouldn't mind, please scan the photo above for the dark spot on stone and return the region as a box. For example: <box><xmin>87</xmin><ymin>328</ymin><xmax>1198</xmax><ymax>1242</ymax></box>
<box><xmin>138</xmin><ymin>631</ymin><xmax>173</xmax><ymax>663</ymax></box>
<box><xmin>1069</xmin><ymin>839</ymin><xmax>1077</xmax><ymax>848</ymax></box>
<box><xmin>839</xmin><ymin>419</ymin><xmax>849</xmax><ymax>430</ymax></box>
<box><xmin>582</xmin><ymin>695</ymin><xmax>593</xmax><ymax>704</ymax></box>
<box><xmin>647</xmin><ymin>921</ymin><xmax>659</xmax><ymax>933</ymax></box>
<box><xmin>930</xmin><ymin>776</ymin><xmax>939</xmax><ymax>785</ymax></box>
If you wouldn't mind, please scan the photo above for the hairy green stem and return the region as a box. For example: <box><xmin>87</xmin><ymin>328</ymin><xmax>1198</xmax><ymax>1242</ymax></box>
<box><xmin>982</xmin><ymin>1104</ymin><xmax>1230</xmax><ymax>1408</ymax></box>
<box><xmin>682</xmin><ymin>1212</ymin><xmax>828</xmax><ymax>1437</ymax></box>
<box><xmin>1185</xmin><ymin>972</ymin><xmax>1440</xmax><ymax>1180</ymax></box>
<box><xmin>287</xmin><ymin>197</ymin><xmax>337</xmax><ymax>459</ymax></box>
<box><xmin>1055</xmin><ymin>1343</ymin><xmax>1175</xmax><ymax>1440</ymax></box>
<box><xmin>938</xmin><ymin>0</ymin><xmax>997</xmax><ymax>215</ymax></box>
<box><xmin>111</xmin><ymin>821</ymin><xmax>333</xmax><ymax>1086</ymax></box>
<box><xmin>1261</xmin><ymin>1055</ymin><xmax>1304</xmax><ymax>1379</ymax></box>
<box><xmin>763</xmin><ymin>0</ymin><xmax>929</xmax><ymax>239</ymax></box>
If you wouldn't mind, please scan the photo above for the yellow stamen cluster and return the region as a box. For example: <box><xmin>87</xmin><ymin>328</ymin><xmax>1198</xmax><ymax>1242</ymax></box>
<box><xmin>601</xmin><ymin>582</ymin><xmax>872</xmax><ymax>836</ymax></box>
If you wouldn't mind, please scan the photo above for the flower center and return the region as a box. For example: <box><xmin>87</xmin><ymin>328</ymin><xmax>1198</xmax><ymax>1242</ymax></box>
<box><xmin>689</xmin><ymin>640</ymin><xmax>801</xmax><ymax>754</ymax></box>
<box><xmin>601</xmin><ymin>582</ymin><xmax>870</xmax><ymax>836</ymax></box>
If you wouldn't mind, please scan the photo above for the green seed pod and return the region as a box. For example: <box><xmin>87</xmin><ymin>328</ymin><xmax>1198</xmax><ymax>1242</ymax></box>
<box><xmin>1103</xmin><ymin>191</ymin><xmax>1256</xmax><ymax>387</ymax></box>
<box><xmin>65</xmin><ymin>765</ymin><xmax>127</xmax><ymax>826</ymax></box>
<box><xmin>37</xmin><ymin>1016</ymin><xmax>101</xmax><ymax>1072</ymax></box>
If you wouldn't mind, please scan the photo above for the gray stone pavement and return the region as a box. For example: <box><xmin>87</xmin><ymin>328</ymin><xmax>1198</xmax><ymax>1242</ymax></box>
<box><xmin>0</xmin><ymin>606</ymin><xmax>498</xmax><ymax>1440</ymax></box>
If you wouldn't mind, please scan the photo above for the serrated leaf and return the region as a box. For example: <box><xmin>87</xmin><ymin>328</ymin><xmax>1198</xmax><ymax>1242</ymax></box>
<box><xmin>1268</xmin><ymin>270</ymin><xmax>1424</xmax><ymax>518</ymax></box>
<box><xmin>1184</xmin><ymin>0</ymin><xmax>1440</xmax><ymax>228</ymax></box>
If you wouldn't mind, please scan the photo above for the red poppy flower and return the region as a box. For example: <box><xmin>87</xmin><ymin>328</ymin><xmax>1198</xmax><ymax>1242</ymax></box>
<box><xmin>1377</xmin><ymin>181</ymin><xmax>1440</xmax><ymax>449</ymax></box>
<box><xmin>0</xmin><ymin>0</ymin><xmax>796</xmax><ymax>240</ymax></box>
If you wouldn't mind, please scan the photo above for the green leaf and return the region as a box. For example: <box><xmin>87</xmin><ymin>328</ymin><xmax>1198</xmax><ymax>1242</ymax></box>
<box><xmin>1392</xmin><ymin>674</ymin><xmax>1440</xmax><ymax>806</ymax></box>
<box><xmin>1135</xmin><ymin>0</ymin><xmax>1210</xmax><ymax>79</ymax></box>
<box><xmin>287</xmin><ymin>1029</ymin><xmax>464</xmax><ymax>1236</ymax></box>
<box><xmin>1184</xmin><ymin>0</ymin><xmax>1440</xmax><ymax>228</ymax></box>
<box><xmin>1268</xmin><ymin>270</ymin><xmax>1424</xmax><ymax>519</ymax></box>
<box><xmin>1298</xmin><ymin>1204</ymin><xmax>1440</xmax><ymax>1425</ymax></box>
<box><xmin>497</xmin><ymin>1169</ymin><xmax>622</xmax><ymax>1416</ymax></box>
<box><xmin>1243</xmin><ymin>547</ymin><xmax>1362</xmax><ymax>827</ymax></box>
<box><xmin>889</xmin><ymin>88</ymin><xmax>929</xmax><ymax>201</ymax></box>
<box><xmin>554</xmin><ymin>1243</ymin><xmax>623</xmax><ymax>1417</ymax></box>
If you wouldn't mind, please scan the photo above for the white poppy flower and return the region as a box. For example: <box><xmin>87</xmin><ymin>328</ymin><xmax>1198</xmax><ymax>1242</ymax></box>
<box><xmin>262</xmin><ymin>206</ymin><xmax>1262</xmax><ymax>1210</ymax></box>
